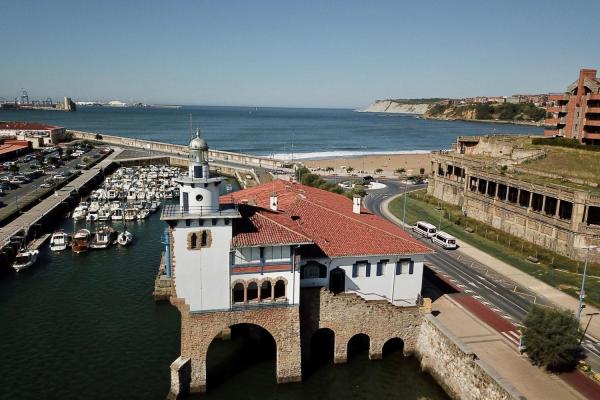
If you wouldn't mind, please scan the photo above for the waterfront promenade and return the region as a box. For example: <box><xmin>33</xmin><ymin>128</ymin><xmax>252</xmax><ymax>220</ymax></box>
<box><xmin>0</xmin><ymin>147</ymin><xmax>123</xmax><ymax>246</ymax></box>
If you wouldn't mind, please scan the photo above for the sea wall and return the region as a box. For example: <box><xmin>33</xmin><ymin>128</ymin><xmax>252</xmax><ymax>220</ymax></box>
<box><xmin>359</xmin><ymin>100</ymin><xmax>431</xmax><ymax>114</ymax></box>
<box><xmin>68</xmin><ymin>130</ymin><xmax>283</xmax><ymax>169</ymax></box>
<box><xmin>416</xmin><ymin>315</ymin><xmax>519</xmax><ymax>400</ymax></box>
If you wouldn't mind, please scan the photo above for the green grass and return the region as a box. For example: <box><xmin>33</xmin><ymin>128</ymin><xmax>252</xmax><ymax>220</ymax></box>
<box><xmin>389</xmin><ymin>190</ymin><xmax>600</xmax><ymax>308</ymax></box>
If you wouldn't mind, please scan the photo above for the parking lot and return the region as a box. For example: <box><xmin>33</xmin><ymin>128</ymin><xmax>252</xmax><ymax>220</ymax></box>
<box><xmin>0</xmin><ymin>142</ymin><xmax>107</xmax><ymax>214</ymax></box>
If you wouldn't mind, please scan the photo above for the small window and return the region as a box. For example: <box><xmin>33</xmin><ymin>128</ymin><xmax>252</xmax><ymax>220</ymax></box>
<box><xmin>185</xmin><ymin>219</ymin><xmax>191</xmax><ymax>227</ymax></box>
<box><xmin>212</xmin><ymin>218</ymin><xmax>218</xmax><ymax>226</ymax></box>
<box><xmin>409</xmin><ymin>260</ymin><xmax>414</xmax><ymax>275</ymax></box>
<box><xmin>190</xmin><ymin>233</ymin><xmax>197</xmax><ymax>248</ymax></box>
<box><xmin>200</xmin><ymin>231</ymin><xmax>208</xmax><ymax>247</ymax></box>
<box><xmin>377</xmin><ymin>260</ymin><xmax>388</xmax><ymax>276</ymax></box>
<box><xmin>354</xmin><ymin>262</ymin><xmax>369</xmax><ymax>277</ymax></box>
<box><xmin>196</xmin><ymin>194</ymin><xmax>203</xmax><ymax>202</ymax></box>
<box><xmin>396</xmin><ymin>259</ymin><xmax>410</xmax><ymax>275</ymax></box>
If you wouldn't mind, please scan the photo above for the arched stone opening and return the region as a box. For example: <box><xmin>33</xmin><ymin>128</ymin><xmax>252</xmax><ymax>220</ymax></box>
<box><xmin>310</xmin><ymin>328</ymin><xmax>335</xmax><ymax>367</ymax></box>
<box><xmin>260</xmin><ymin>280</ymin><xmax>272</xmax><ymax>301</ymax></box>
<box><xmin>329</xmin><ymin>267</ymin><xmax>345</xmax><ymax>294</ymax></box>
<box><xmin>382</xmin><ymin>337</ymin><xmax>405</xmax><ymax>358</ymax></box>
<box><xmin>232</xmin><ymin>283</ymin><xmax>245</xmax><ymax>303</ymax></box>
<box><xmin>347</xmin><ymin>333</ymin><xmax>370</xmax><ymax>361</ymax></box>
<box><xmin>247</xmin><ymin>282</ymin><xmax>258</xmax><ymax>302</ymax></box>
<box><xmin>206</xmin><ymin>323</ymin><xmax>277</xmax><ymax>391</ymax></box>
<box><xmin>274</xmin><ymin>280</ymin><xmax>286</xmax><ymax>299</ymax></box>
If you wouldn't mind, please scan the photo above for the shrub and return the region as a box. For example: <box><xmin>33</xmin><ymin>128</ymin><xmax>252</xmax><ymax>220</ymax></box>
<box><xmin>522</xmin><ymin>306</ymin><xmax>582</xmax><ymax>371</ymax></box>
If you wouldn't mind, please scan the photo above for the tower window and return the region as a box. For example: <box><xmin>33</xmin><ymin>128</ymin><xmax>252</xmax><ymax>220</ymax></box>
<box><xmin>187</xmin><ymin>230</ymin><xmax>212</xmax><ymax>249</ymax></box>
<box><xmin>196</xmin><ymin>194</ymin><xmax>203</xmax><ymax>202</ymax></box>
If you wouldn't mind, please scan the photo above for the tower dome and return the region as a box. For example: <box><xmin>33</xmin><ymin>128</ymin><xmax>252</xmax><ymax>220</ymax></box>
<box><xmin>190</xmin><ymin>128</ymin><xmax>208</xmax><ymax>150</ymax></box>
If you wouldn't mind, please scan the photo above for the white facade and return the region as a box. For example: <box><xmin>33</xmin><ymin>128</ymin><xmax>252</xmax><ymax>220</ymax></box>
<box><xmin>300</xmin><ymin>254</ymin><xmax>425</xmax><ymax>306</ymax></box>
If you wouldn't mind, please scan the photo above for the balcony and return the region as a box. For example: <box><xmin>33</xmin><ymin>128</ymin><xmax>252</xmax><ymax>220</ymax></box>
<box><xmin>583</xmin><ymin>132</ymin><xmax>600</xmax><ymax>140</ymax></box>
<box><xmin>584</xmin><ymin>119</ymin><xmax>600</xmax><ymax>127</ymax></box>
<box><xmin>547</xmin><ymin>105</ymin><xmax>568</xmax><ymax>113</ymax></box>
<box><xmin>544</xmin><ymin>129</ymin><xmax>561</xmax><ymax>137</ymax></box>
<box><xmin>586</xmin><ymin>107</ymin><xmax>600</xmax><ymax>114</ymax></box>
<box><xmin>590</xmin><ymin>94</ymin><xmax>600</xmax><ymax>100</ymax></box>
<box><xmin>544</xmin><ymin>118</ymin><xmax>559</xmax><ymax>126</ymax></box>
<box><xmin>161</xmin><ymin>203</ymin><xmax>241</xmax><ymax>220</ymax></box>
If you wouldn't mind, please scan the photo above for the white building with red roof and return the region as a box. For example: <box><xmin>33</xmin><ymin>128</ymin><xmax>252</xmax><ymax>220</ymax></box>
<box><xmin>161</xmin><ymin>132</ymin><xmax>432</xmax><ymax>314</ymax></box>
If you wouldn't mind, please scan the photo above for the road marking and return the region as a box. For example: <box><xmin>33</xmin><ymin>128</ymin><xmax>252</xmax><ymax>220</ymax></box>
<box><xmin>501</xmin><ymin>331</ymin><xmax>521</xmax><ymax>346</ymax></box>
<box><xmin>464</xmin><ymin>289</ymin><xmax>474</xmax><ymax>294</ymax></box>
<box><xmin>468</xmin><ymin>281</ymin><xmax>479</xmax><ymax>288</ymax></box>
<box><xmin>456</xmin><ymin>283</ymin><xmax>466</xmax><ymax>288</ymax></box>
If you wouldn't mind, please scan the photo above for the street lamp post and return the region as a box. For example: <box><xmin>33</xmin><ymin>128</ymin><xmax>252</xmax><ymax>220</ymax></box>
<box><xmin>579</xmin><ymin>312</ymin><xmax>600</xmax><ymax>346</ymax></box>
<box><xmin>578</xmin><ymin>245</ymin><xmax>597</xmax><ymax>322</ymax></box>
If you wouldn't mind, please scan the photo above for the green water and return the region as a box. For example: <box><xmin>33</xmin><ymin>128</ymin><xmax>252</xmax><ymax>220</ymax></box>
<box><xmin>0</xmin><ymin>201</ymin><xmax>448</xmax><ymax>400</ymax></box>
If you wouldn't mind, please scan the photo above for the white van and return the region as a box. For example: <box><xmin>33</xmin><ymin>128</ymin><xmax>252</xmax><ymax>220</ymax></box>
<box><xmin>413</xmin><ymin>221</ymin><xmax>437</xmax><ymax>238</ymax></box>
<box><xmin>432</xmin><ymin>231</ymin><xmax>458</xmax><ymax>250</ymax></box>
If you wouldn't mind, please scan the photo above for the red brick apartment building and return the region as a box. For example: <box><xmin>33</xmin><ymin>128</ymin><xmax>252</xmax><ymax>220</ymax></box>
<box><xmin>544</xmin><ymin>68</ymin><xmax>600</xmax><ymax>144</ymax></box>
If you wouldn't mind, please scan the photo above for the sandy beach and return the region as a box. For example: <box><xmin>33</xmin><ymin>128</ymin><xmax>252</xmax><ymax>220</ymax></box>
<box><xmin>302</xmin><ymin>152</ymin><xmax>431</xmax><ymax>177</ymax></box>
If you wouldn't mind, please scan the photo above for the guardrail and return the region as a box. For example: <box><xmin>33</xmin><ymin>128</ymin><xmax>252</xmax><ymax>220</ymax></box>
<box><xmin>161</xmin><ymin>203</ymin><xmax>238</xmax><ymax>218</ymax></box>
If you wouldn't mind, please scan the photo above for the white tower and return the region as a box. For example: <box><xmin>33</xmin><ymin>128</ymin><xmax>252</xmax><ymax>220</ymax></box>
<box><xmin>162</xmin><ymin>129</ymin><xmax>241</xmax><ymax>312</ymax></box>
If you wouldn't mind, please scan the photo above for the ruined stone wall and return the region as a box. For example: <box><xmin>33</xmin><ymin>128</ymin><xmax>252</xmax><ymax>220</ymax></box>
<box><xmin>300</xmin><ymin>288</ymin><xmax>427</xmax><ymax>362</ymax></box>
<box><xmin>416</xmin><ymin>315</ymin><xmax>519</xmax><ymax>400</ymax></box>
<box><xmin>427</xmin><ymin>177</ymin><xmax>464</xmax><ymax>207</ymax></box>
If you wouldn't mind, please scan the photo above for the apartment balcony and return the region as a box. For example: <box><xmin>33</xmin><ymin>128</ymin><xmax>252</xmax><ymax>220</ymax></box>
<box><xmin>544</xmin><ymin>129</ymin><xmax>561</xmax><ymax>137</ymax></box>
<box><xmin>544</xmin><ymin>118</ymin><xmax>559</xmax><ymax>126</ymax></box>
<box><xmin>547</xmin><ymin>105</ymin><xmax>568</xmax><ymax>113</ymax></box>
<box><xmin>590</xmin><ymin>94</ymin><xmax>600</xmax><ymax>100</ymax></box>
<box><xmin>586</xmin><ymin>107</ymin><xmax>600</xmax><ymax>114</ymax></box>
<box><xmin>584</xmin><ymin>119</ymin><xmax>600</xmax><ymax>127</ymax></box>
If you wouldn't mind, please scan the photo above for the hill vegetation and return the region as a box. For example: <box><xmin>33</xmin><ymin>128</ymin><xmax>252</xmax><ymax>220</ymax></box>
<box><xmin>425</xmin><ymin>102</ymin><xmax>546</xmax><ymax>122</ymax></box>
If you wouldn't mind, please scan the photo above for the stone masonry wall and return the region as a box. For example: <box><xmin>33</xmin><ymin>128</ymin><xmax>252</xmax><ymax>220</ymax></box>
<box><xmin>416</xmin><ymin>315</ymin><xmax>519</xmax><ymax>400</ymax></box>
<box><xmin>300</xmin><ymin>288</ymin><xmax>428</xmax><ymax>363</ymax></box>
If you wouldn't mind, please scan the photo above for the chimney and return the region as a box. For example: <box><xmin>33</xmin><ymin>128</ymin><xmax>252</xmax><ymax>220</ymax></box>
<box><xmin>270</xmin><ymin>193</ymin><xmax>278</xmax><ymax>211</ymax></box>
<box><xmin>353</xmin><ymin>196</ymin><xmax>361</xmax><ymax>214</ymax></box>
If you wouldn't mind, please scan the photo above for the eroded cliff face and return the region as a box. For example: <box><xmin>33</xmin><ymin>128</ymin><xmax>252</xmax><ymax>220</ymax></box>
<box><xmin>359</xmin><ymin>100</ymin><xmax>431</xmax><ymax>114</ymax></box>
<box><xmin>424</xmin><ymin>106</ymin><xmax>477</xmax><ymax>120</ymax></box>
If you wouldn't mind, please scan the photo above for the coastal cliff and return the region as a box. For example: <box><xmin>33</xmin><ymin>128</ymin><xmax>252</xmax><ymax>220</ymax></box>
<box><xmin>359</xmin><ymin>100</ymin><xmax>432</xmax><ymax>114</ymax></box>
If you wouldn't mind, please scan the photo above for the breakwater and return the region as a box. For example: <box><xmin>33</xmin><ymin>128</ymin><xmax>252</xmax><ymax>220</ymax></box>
<box><xmin>69</xmin><ymin>130</ymin><xmax>283</xmax><ymax>170</ymax></box>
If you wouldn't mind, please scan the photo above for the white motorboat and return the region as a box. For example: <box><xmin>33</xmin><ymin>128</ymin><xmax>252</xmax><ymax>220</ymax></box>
<box><xmin>49</xmin><ymin>230</ymin><xmax>71</xmax><ymax>251</ymax></box>
<box><xmin>117</xmin><ymin>230</ymin><xmax>133</xmax><ymax>246</ymax></box>
<box><xmin>13</xmin><ymin>249</ymin><xmax>40</xmax><ymax>271</ymax></box>
<box><xmin>90</xmin><ymin>226</ymin><xmax>117</xmax><ymax>249</ymax></box>
<box><xmin>137</xmin><ymin>208</ymin><xmax>150</xmax><ymax>220</ymax></box>
<box><xmin>111</xmin><ymin>208</ymin><xmax>124</xmax><ymax>221</ymax></box>
<box><xmin>124</xmin><ymin>208</ymin><xmax>137</xmax><ymax>221</ymax></box>
<box><xmin>149</xmin><ymin>201</ymin><xmax>160</xmax><ymax>213</ymax></box>
<box><xmin>72</xmin><ymin>205</ymin><xmax>88</xmax><ymax>221</ymax></box>
<box><xmin>86</xmin><ymin>210</ymin><xmax>99</xmax><ymax>222</ymax></box>
<box><xmin>89</xmin><ymin>201</ymin><xmax>101</xmax><ymax>213</ymax></box>
<box><xmin>72</xmin><ymin>229</ymin><xmax>91</xmax><ymax>253</ymax></box>
<box><xmin>98</xmin><ymin>206</ymin><xmax>112</xmax><ymax>221</ymax></box>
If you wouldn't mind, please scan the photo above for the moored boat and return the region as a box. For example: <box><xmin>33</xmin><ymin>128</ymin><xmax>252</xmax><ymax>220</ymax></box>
<box><xmin>49</xmin><ymin>230</ymin><xmax>71</xmax><ymax>251</ymax></box>
<box><xmin>72</xmin><ymin>229</ymin><xmax>91</xmax><ymax>253</ymax></box>
<box><xmin>13</xmin><ymin>249</ymin><xmax>40</xmax><ymax>271</ymax></box>
<box><xmin>117</xmin><ymin>230</ymin><xmax>133</xmax><ymax>246</ymax></box>
<box><xmin>90</xmin><ymin>226</ymin><xmax>117</xmax><ymax>249</ymax></box>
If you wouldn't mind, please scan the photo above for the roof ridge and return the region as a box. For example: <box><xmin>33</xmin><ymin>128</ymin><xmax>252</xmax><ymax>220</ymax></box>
<box><xmin>299</xmin><ymin>197</ymin><xmax>427</xmax><ymax>250</ymax></box>
<box><xmin>254</xmin><ymin>211</ymin><xmax>313</xmax><ymax>242</ymax></box>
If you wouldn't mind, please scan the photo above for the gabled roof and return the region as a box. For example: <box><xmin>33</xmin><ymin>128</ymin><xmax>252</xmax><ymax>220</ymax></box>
<box><xmin>222</xmin><ymin>180</ymin><xmax>432</xmax><ymax>257</ymax></box>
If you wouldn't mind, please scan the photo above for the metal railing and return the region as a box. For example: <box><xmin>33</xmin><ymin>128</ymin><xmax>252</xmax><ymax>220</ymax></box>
<box><xmin>161</xmin><ymin>203</ymin><xmax>238</xmax><ymax>218</ymax></box>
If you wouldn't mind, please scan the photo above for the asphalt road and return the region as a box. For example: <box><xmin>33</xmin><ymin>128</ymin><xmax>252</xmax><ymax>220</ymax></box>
<box><xmin>0</xmin><ymin>147</ymin><xmax>102</xmax><ymax>212</ymax></box>
<box><xmin>364</xmin><ymin>178</ymin><xmax>600</xmax><ymax>371</ymax></box>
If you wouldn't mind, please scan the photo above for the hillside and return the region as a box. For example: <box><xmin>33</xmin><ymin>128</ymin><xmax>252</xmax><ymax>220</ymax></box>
<box><xmin>424</xmin><ymin>102</ymin><xmax>546</xmax><ymax>123</ymax></box>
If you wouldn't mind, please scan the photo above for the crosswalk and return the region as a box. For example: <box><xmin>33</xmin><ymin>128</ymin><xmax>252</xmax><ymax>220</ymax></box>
<box><xmin>500</xmin><ymin>330</ymin><xmax>521</xmax><ymax>347</ymax></box>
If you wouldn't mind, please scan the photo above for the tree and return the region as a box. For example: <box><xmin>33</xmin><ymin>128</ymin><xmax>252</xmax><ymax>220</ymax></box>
<box><xmin>325</xmin><ymin>166</ymin><xmax>334</xmax><ymax>173</ymax></box>
<box><xmin>522</xmin><ymin>305</ymin><xmax>581</xmax><ymax>371</ymax></box>
<box><xmin>8</xmin><ymin>164</ymin><xmax>19</xmax><ymax>174</ymax></box>
<box><xmin>394</xmin><ymin>168</ymin><xmax>406</xmax><ymax>177</ymax></box>
<box><xmin>346</xmin><ymin>167</ymin><xmax>355</xmax><ymax>174</ymax></box>
<box><xmin>375</xmin><ymin>168</ymin><xmax>383</xmax><ymax>174</ymax></box>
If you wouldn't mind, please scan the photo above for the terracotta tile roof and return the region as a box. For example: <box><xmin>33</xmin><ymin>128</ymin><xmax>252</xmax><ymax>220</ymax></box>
<box><xmin>231</xmin><ymin>205</ymin><xmax>312</xmax><ymax>247</ymax></box>
<box><xmin>222</xmin><ymin>180</ymin><xmax>432</xmax><ymax>257</ymax></box>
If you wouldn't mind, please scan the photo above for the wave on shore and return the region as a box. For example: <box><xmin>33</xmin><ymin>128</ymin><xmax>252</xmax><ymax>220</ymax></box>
<box><xmin>272</xmin><ymin>149</ymin><xmax>432</xmax><ymax>161</ymax></box>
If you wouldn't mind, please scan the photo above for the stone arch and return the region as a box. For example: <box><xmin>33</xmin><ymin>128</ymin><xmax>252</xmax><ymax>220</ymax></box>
<box><xmin>274</xmin><ymin>279</ymin><xmax>286</xmax><ymax>299</ymax></box>
<box><xmin>180</xmin><ymin>309</ymin><xmax>302</xmax><ymax>394</ymax></box>
<box><xmin>382</xmin><ymin>337</ymin><xmax>405</xmax><ymax>358</ymax></box>
<box><xmin>347</xmin><ymin>333</ymin><xmax>370</xmax><ymax>361</ymax></box>
<box><xmin>309</xmin><ymin>328</ymin><xmax>335</xmax><ymax>366</ymax></box>
<box><xmin>247</xmin><ymin>281</ymin><xmax>259</xmax><ymax>302</ymax></box>
<box><xmin>232</xmin><ymin>281</ymin><xmax>245</xmax><ymax>304</ymax></box>
<box><xmin>206</xmin><ymin>323</ymin><xmax>276</xmax><ymax>390</ymax></box>
<box><xmin>260</xmin><ymin>280</ymin><xmax>272</xmax><ymax>301</ymax></box>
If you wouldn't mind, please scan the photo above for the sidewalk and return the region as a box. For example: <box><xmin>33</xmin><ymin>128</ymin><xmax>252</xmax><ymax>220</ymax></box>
<box><xmin>380</xmin><ymin>194</ymin><xmax>600</xmax><ymax>340</ymax></box>
<box><xmin>433</xmin><ymin>294</ymin><xmax>586</xmax><ymax>400</ymax></box>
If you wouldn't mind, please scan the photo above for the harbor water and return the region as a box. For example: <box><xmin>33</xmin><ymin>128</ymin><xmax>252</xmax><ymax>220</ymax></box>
<box><xmin>0</xmin><ymin>106</ymin><xmax>543</xmax><ymax>158</ymax></box>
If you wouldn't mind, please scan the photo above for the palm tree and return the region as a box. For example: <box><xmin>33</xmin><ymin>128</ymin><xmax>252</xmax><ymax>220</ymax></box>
<box><xmin>325</xmin><ymin>166</ymin><xmax>334</xmax><ymax>173</ymax></box>
<box><xmin>394</xmin><ymin>168</ymin><xmax>406</xmax><ymax>177</ymax></box>
<box><xmin>375</xmin><ymin>168</ymin><xmax>383</xmax><ymax>174</ymax></box>
<box><xmin>346</xmin><ymin>166</ymin><xmax>355</xmax><ymax>174</ymax></box>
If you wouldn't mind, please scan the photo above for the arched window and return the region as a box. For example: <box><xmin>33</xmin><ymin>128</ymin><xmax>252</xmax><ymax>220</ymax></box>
<box><xmin>190</xmin><ymin>233</ymin><xmax>197</xmax><ymax>249</ymax></box>
<box><xmin>232</xmin><ymin>283</ymin><xmax>245</xmax><ymax>303</ymax></box>
<box><xmin>274</xmin><ymin>280</ymin><xmax>286</xmax><ymax>299</ymax></box>
<box><xmin>200</xmin><ymin>231</ymin><xmax>208</xmax><ymax>247</ymax></box>
<box><xmin>301</xmin><ymin>261</ymin><xmax>327</xmax><ymax>279</ymax></box>
<box><xmin>247</xmin><ymin>282</ymin><xmax>258</xmax><ymax>301</ymax></box>
<box><xmin>260</xmin><ymin>281</ymin><xmax>272</xmax><ymax>301</ymax></box>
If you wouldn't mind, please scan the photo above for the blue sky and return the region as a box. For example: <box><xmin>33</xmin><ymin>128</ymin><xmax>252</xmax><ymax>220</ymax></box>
<box><xmin>1</xmin><ymin>0</ymin><xmax>599</xmax><ymax>108</ymax></box>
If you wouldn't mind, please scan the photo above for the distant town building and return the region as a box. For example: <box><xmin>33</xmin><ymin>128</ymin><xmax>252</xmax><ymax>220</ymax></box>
<box><xmin>544</xmin><ymin>68</ymin><xmax>600</xmax><ymax>144</ymax></box>
<box><xmin>0</xmin><ymin>121</ymin><xmax>67</xmax><ymax>147</ymax></box>
<box><xmin>0</xmin><ymin>139</ymin><xmax>31</xmax><ymax>161</ymax></box>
